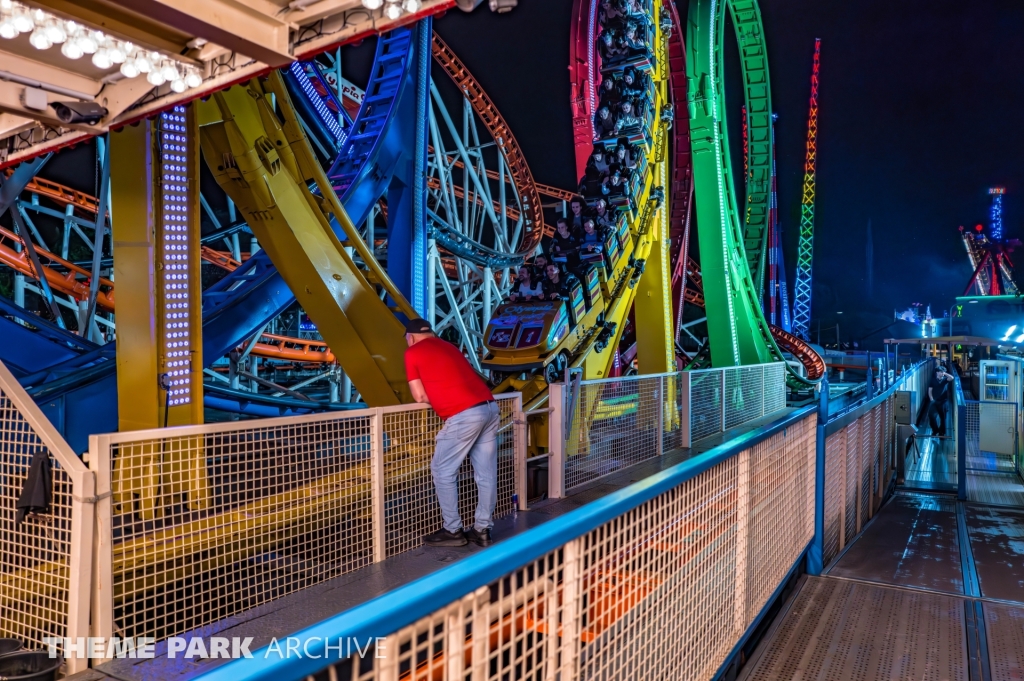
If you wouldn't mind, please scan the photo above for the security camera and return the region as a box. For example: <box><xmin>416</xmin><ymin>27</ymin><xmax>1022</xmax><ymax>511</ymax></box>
<box><xmin>50</xmin><ymin>101</ymin><xmax>108</xmax><ymax>125</ymax></box>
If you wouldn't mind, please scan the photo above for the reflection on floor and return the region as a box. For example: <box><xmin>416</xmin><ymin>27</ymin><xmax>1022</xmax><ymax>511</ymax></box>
<box><xmin>904</xmin><ymin>426</ymin><xmax>956</xmax><ymax>490</ymax></box>
<box><xmin>740</xmin><ymin>491</ymin><xmax>1024</xmax><ymax>680</ymax></box>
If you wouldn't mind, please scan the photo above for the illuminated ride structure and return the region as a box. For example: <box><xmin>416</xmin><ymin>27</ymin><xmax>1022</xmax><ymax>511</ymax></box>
<box><xmin>0</xmin><ymin>0</ymin><xmax>824</xmax><ymax>457</ymax></box>
<box><xmin>791</xmin><ymin>38</ymin><xmax>821</xmax><ymax>341</ymax></box>
<box><xmin>960</xmin><ymin>189</ymin><xmax>1019</xmax><ymax>297</ymax></box>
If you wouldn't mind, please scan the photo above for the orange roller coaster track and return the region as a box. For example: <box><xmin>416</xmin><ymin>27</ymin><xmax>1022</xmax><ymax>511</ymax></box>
<box><xmin>431</xmin><ymin>33</ymin><xmax>546</xmax><ymax>253</ymax></box>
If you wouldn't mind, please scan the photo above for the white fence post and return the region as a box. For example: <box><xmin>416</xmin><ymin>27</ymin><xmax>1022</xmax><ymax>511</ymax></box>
<box><xmin>680</xmin><ymin>371</ymin><xmax>692</xmax><ymax>448</ymax></box>
<box><xmin>548</xmin><ymin>383</ymin><xmax>566</xmax><ymax>499</ymax></box>
<box><xmin>67</xmin><ymin>467</ymin><xmax>96</xmax><ymax>675</ymax></box>
<box><xmin>515</xmin><ymin>397</ymin><xmax>528</xmax><ymax>511</ymax></box>
<box><xmin>88</xmin><ymin>434</ymin><xmax>116</xmax><ymax>666</ymax></box>
<box><xmin>371</xmin><ymin>408</ymin><xmax>386</xmax><ymax>563</ymax></box>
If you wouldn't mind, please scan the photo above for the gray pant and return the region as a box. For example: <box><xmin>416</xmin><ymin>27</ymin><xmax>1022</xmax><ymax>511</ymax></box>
<box><xmin>431</xmin><ymin>401</ymin><xmax>501</xmax><ymax>533</ymax></box>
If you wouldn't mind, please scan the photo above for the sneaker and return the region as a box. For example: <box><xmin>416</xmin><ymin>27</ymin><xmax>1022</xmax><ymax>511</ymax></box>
<box><xmin>464</xmin><ymin>528</ymin><xmax>493</xmax><ymax>547</ymax></box>
<box><xmin>423</xmin><ymin>528</ymin><xmax>468</xmax><ymax>547</ymax></box>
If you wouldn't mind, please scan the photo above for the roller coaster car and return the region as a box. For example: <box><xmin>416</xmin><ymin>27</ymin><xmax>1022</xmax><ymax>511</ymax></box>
<box><xmin>482</xmin><ymin>224</ymin><xmax>637</xmax><ymax>383</ymax></box>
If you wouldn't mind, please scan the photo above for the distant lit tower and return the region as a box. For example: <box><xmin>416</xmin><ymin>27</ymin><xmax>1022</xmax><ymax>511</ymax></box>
<box><xmin>990</xmin><ymin>187</ymin><xmax>1005</xmax><ymax>241</ymax></box>
<box><xmin>791</xmin><ymin>38</ymin><xmax>821</xmax><ymax>340</ymax></box>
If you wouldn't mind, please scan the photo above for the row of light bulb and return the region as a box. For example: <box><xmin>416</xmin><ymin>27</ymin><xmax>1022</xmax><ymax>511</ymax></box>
<box><xmin>0</xmin><ymin>0</ymin><xmax>203</xmax><ymax>94</ymax></box>
<box><xmin>360</xmin><ymin>0</ymin><xmax>422</xmax><ymax>20</ymax></box>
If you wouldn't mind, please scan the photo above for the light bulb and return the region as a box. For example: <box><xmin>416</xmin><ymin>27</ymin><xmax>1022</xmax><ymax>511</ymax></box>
<box><xmin>12</xmin><ymin>9</ymin><xmax>34</xmax><ymax>33</ymax></box>
<box><xmin>170</xmin><ymin>78</ymin><xmax>186</xmax><ymax>93</ymax></box>
<box><xmin>146</xmin><ymin>69</ymin><xmax>166</xmax><ymax>86</ymax></box>
<box><xmin>160</xmin><ymin>61</ymin><xmax>177</xmax><ymax>81</ymax></box>
<box><xmin>76</xmin><ymin>31</ymin><xmax>97</xmax><ymax>53</ymax></box>
<box><xmin>60</xmin><ymin>38</ymin><xmax>83</xmax><ymax>58</ymax></box>
<box><xmin>28</xmin><ymin>27</ymin><xmax>51</xmax><ymax>50</ymax></box>
<box><xmin>92</xmin><ymin>47</ymin><xmax>112</xmax><ymax>69</ymax></box>
<box><xmin>361</xmin><ymin>0</ymin><xmax>383</xmax><ymax>7</ymax></box>
<box><xmin>0</xmin><ymin>17</ymin><xmax>17</xmax><ymax>39</ymax></box>
<box><xmin>108</xmin><ymin>41</ymin><xmax>126</xmax><ymax>63</ymax></box>
<box><xmin>44</xmin><ymin>19</ymin><xmax>65</xmax><ymax>43</ymax></box>
<box><xmin>184</xmin><ymin>70</ymin><xmax>202</xmax><ymax>88</ymax></box>
<box><xmin>119</xmin><ymin>59</ymin><xmax>139</xmax><ymax>78</ymax></box>
<box><xmin>384</xmin><ymin>2</ymin><xmax>402</xmax><ymax>19</ymax></box>
<box><xmin>133</xmin><ymin>52</ymin><xmax>152</xmax><ymax>73</ymax></box>
<box><xmin>0</xmin><ymin>0</ymin><xmax>11</xmax><ymax>11</ymax></box>
<box><xmin>402</xmin><ymin>0</ymin><xmax>421</xmax><ymax>11</ymax></box>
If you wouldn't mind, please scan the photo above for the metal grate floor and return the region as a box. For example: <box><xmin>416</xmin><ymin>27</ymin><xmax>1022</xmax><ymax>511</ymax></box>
<box><xmin>967</xmin><ymin>470</ymin><xmax>1024</xmax><ymax>506</ymax></box>
<box><xmin>984</xmin><ymin>602</ymin><xmax>1024</xmax><ymax>678</ymax></box>
<box><xmin>740</xmin><ymin>577</ymin><xmax>967</xmax><ymax>681</ymax></box>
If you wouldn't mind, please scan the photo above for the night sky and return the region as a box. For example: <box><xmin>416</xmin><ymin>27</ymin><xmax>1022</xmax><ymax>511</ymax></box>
<box><xmin>431</xmin><ymin>0</ymin><xmax>1024</xmax><ymax>345</ymax></box>
<box><xmin>29</xmin><ymin>1</ymin><xmax>1024</xmax><ymax>346</ymax></box>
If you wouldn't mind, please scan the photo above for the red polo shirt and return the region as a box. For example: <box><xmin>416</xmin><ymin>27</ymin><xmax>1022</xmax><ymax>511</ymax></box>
<box><xmin>404</xmin><ymin>337</ymin><xmax>494</xmax><ymax>419</ymax></box>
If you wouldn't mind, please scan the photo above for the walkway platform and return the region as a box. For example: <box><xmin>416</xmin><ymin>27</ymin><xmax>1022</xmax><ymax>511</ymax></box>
<box><xmin>740</xmin><ymin>490</ymin><xmax>1024</xmax><ymax>680</ymax></box>
<box><xmin>70</xmin><ymin>409</ymin><xmax>798</xmax><ymax>681</ymax></box>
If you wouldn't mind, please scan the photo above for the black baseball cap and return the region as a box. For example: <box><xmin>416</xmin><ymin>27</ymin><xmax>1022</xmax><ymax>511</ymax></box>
<box><xmin>404</xmin><ymin>318</ymin><xmax>433</xmax><ymax>334</ymax></box>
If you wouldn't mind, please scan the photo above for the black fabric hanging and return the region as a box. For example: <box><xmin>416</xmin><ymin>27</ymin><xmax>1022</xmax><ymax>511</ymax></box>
<box><xmin>16</xmin><ymin>450</ymin><xmax>51</xmax><ymax>524</ymax></box>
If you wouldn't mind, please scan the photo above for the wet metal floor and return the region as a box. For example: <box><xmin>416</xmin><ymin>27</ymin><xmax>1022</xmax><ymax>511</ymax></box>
<box><xmin>741</xmin><ymin>491</ymin><xmax>1024</xmax><ymax>680</ymax></box>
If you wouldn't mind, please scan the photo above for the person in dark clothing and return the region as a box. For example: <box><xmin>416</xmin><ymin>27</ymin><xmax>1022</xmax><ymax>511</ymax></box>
<box><xmin>599</xmin><ymin>76</ymin><xmax>622</xmax><ymax>110</ymax></box>
<box><xmin>530</xmin><ymin>253</ymin><xmax>550</xmax><ymax>281</ymax></box>
<box><xmin>927</xmin><ymin>366</ymin><xmax>955</xmax><ymax>436</ymax></box>
<box><xmin>569</xmin><ymin>197</ymin><xmax>587</xmax><ymax>232</ymax></box>
<box><xmin>543</xmin><ymin>264</ymin><xmax>578</xmax><ymax>301</ymax></box>
<box><xmin>595</xmin><ymin>105</ymin><xmax>616</xmax><ymax>138</ymax></box>
<box><xmin>550</xmin><ymin>218</ymin><xmax>581</xmax><ymax>269</ymax></box>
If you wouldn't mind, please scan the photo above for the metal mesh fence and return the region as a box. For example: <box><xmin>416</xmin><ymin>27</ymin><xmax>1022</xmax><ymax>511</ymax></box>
<box><xmin>687</xmin><ymin>363</ymin><xmax>788</xmax><ymax>445</ymax></box>
<box><xmin>689</xmin><ymin>369</ymin><xmax>724</xmax><ymax>442</ymax></box>
<box><xmin>0</xmin><ymin>361</ymin><xmax>93</xmax><ymax>674</ymax></box>
<box><xmin>725</xmin><ymin>366</ymin><xmax>765</xmax><ymax>430</ymax></box>
<box><xmin>91</xmin><ymin>396</ymin><xmax>523</xmax><ymax>648</ymax></box>
<box><xmin>300</xmin><ymin>411</ymin><xmax>817</xmax><ymax>681</ymax></box>
<box><xmin>821</xmin><ymin>397</ymin><xmax>894</xmax><ymax>567</ymax></box>
<box><xmin>382</xmin><ymin>399</ymin><xmax>518</xmax><ymax>556</ymax></box>
<box><xmin>564</xmin><ymin>375</ymin><xmax>662</xmax><ymax>492</ymax></box>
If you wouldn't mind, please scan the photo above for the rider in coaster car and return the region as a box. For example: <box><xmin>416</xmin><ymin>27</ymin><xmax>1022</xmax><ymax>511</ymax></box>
<box><xmin>509</xmin><ymin>265</ymin><xmax>544</xmax><ymax>302</ymax></box>
<box><xmin>579</xmin><ymin>218</ymin><xmax>605</xmax><ymax>265</ymax></box>
<box><xmin>613</xmin><ymin>99</ymin><xmax>641</xmax><ymax>133</ymax></box>
<box><xmin>593</xmin><ymin>198</ymin><xmax>616</xmax><ymax>230</ymax></box>
<box><xmin>599</xmin><ymin>76</ymin><xmax>623</xmax><ymax>110</ymax></box>
<box><xmin>598</xmin><ymin>29</ymin><xmax>625</xmax><ymax>61</ymax></box>
<box><xmin>550</xmin><ymin>217</ymin><xmax>582</xmax><ymax>270</ymax></box>
<box><xmin>621</xmin><ymin>0</ymin><xmax>648</xmax><ymax>21</ymax></box>
<box><xmin>530</xmin><ymin>253</ymin><xmax>550</xmax><ymax>282</ymax></box>
<box><xmin>543</xmin><ymin>264</ymin><xmax>580</xmax><ymax>302</ymax></box>
<box><xmin>569</xmin><ymin>196</ymin><xmax>588</xmax><ymax>232</ymax></box>
<box><xmin>612</xmin><ymin>139</ymin><xmax>638</xmax><ymax>172</ymax></box>
<box><xmin>599</xmin><ymin>0</ymin><xmax>625</xmax><ymax>28</ymax></box>
<box><xmin>595</xmin><ymin>105</ymin><xmax>617</xmax><ymax>139</ymax></box>
<box><xmin>620</xmin><ymin>68</ymin><xmax>649</xmax><ymax>99</ymax></box>
<box><xmin>601</xmin><ymin>168</ymin><xmax>627</xmax><ymax>198</ymax></box>
<box><xmin>617</xmin><ymin>20</ymin><xmax>646</xmax><ymax>55</ymax></box>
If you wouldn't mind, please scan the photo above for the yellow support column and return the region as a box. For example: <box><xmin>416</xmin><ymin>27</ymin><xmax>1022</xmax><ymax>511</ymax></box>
<box><xmin>110</xmin><ymin>105</ymin><xmax>206</xmax><ymax>517</ymax></box>
<box><xmin>633</xmin><ymin>37</ymin><xmax>674</xmax><ymax>376</ymax></box>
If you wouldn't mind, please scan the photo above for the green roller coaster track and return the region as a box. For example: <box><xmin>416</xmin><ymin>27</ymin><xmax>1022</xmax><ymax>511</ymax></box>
<box><xmin>686</xmin><ymin>0</ymin><xmax>817</xmax><ymax>385</ymax></box>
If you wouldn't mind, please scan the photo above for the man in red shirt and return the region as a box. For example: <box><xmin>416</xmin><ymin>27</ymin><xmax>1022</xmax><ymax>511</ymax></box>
<box><xmin>404</xmin><ymin>318</ymin><xmax>499</xmax><ymax>547</ymax></box>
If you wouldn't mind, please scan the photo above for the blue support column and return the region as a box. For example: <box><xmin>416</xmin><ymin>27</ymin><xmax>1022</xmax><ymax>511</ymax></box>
<box><xmin>808</xmin><ymin>376</ymin><xmax>829</xmax><ymax>575</ymax></box>
<box><xmin>384</xmin><ymin>18</ymin><xmax>430</xmax><ymax>319</ymax></box>
<box><xmin>957</xmin><ymin>397</ymin><xmax>967</xmax><ymax>500</ymax></box>
<box><xmin>411</xmin><ymin>17</ymin><xmax>430</xmax><ymax>317</ymax></box>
